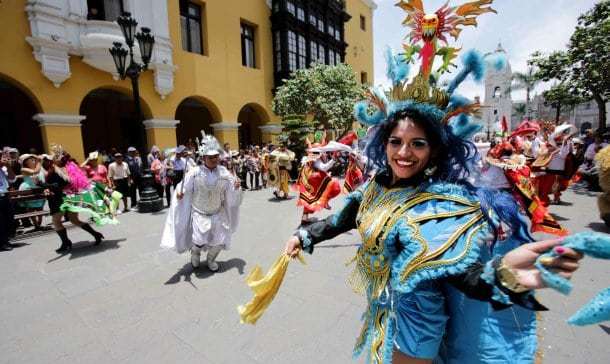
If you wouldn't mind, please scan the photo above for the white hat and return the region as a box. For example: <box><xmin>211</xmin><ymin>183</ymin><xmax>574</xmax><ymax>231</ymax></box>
<box><xmin>127</xmin><ymin>146</ymin><xmax>137</xmax><ymax>152</ymax></box>
<box><xmin>197</xmin><ymin>132</ymin><xmax>221</xmax><ymax>157</ymax></box>
<box><xmin>88</xmin><ymin>151</ymin><xmax>99</xmax><ymax>160</ymax></box>
<box><xmin>19</xmin><ymin>154</ymin><xmax>37</xmax><ymax>163</ymax></box>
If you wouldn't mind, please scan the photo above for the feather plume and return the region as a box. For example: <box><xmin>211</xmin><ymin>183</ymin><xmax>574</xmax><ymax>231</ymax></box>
<box><xmin>385</xmin><ymin>47</ymin><xmax>410</xmax><ymax>85</ymax></box>
<box><xmin>354</xmin><ymin>101</ymin><xmax>386</xmax><ymax>126</ymax></box>
<box><xmin>446</xmin><ymin>49</ymin><xmax>485</xmax><ymax>95</ymax></box>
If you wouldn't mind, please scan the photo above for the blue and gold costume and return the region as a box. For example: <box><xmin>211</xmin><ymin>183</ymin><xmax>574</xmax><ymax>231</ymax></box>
<box><xmin>296</xmin><ymin>172</ymin><xmax>539</xmax><ymax>363</ymax></box>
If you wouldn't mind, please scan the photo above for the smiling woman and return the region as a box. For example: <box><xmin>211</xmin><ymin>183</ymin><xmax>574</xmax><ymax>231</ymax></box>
<box><xmin>279</xmin><ymin>1</ymin><xmax>587</xmax><ymax>361</ymax></box>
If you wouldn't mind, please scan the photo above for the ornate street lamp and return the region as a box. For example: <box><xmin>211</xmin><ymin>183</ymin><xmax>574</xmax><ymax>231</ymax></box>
<box><xmin>109</xmin><ymin>12</ymin><xmax>162</xmax><ymax>213</ymax></box>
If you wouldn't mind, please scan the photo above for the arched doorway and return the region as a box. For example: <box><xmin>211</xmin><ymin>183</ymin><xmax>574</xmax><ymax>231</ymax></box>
<box><xmin>0</xmin><ymin>77</ymin><xmax>43</xmax><ymax>153</ymax></box>
<box><xmin>237</xmin><ymin>103</ymin><xmax>267</xmax><ymax>148</ymax></box>
<box><xmin>175</xmin><ymin>97</ymin><xmax>218</xmax><ymax>147</ymax></box>
<box><xmin>80</xmin><ymin>88</ymin><xmax>150</xmax><ymax>154</ymax></box>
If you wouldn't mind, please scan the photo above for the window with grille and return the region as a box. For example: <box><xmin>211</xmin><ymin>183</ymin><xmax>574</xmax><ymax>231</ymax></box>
<box><xmin>180</xmin><ymin>1</ymin><xmax>204</xmax><ymax>54</ymax></box>
<box><xmin>297</xmin><ymin>5</ymin><xmax>305</xmax><ymax>21</ymax></box>
<box><xmin>241</xmin><ymin>23</ymin><xmax>256</xmax><ymax>68</ymax></box>
<box><xmin>286</xmin><ymin>0</ymin><xmax>296</xmax><ymax>16</ymax></box>
<box><xmin>317</xmin><ymin>18</ymin><xmax>325</xmax><ymax>32</ymax></box>
<box><xmin>318</xmin><ymin>45</ymin><xmax>326</xmax><ymax>64</ymax></box>
<box><xmin>274</xmin><ymin>31</ymin><xmax>282</xmax><ymax>71</ymax></box>
<box><xmin>288</xmin><ymin>31</ymin><xmax>297</xmax><ymax>71</ymax></box>
<box><xmin>298</xmin><ymin>35</ymin><xmax>307</xmax><ymax>68</ymax></box>
<box><xmin>310</xmin><ymin>41</ymin><xmax>318</xmax><ymax>64</ymax></box>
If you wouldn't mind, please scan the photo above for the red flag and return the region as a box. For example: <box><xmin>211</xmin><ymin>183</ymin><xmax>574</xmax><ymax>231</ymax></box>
<box><xmin>501</xmin><ymin>116</ymin><xmax>509</xmax><ymax>135</ymax></box>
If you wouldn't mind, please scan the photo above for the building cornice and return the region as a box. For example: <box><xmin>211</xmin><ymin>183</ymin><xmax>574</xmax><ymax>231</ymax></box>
<box><xmin>258</xmin><ymin>124</ymin><xmax>283</xmax><ymax>133</ymax></box>
<box><xmin>211</xmin><ymin>123</ymin><xmax>241</xmax><ymax>130</ymax></box>
<box><xmin>34</xmin><ymin>113</ymin><xmax>86</xmax><ymax>127</ymax></box>
<box><xmin>143</xmin><ymin>119</ymin><xmax>179</xmax><ymax>129</ymax></box>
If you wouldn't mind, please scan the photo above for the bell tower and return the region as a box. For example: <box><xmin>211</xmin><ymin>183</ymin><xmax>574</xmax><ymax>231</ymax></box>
<box><xmin>482</xmin><ymin>43</ymin><xmax>513</xmax><ymax>138</ymax></box>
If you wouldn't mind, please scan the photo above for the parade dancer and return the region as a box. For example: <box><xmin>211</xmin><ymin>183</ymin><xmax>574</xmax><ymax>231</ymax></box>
<box><xmin>484</xmin><ymin>139</ymin><xmax>568</xmax><ymax>235</ymax></box>
<box><xmin>533</xmin><ymin>124</ymin><xmax>575</xmax><ymax>206</ymax></box>
<box><xmin>269</xmin><ymin>142</ymin><xmax>295</xmax><ymax>199</ymax></box>
<box><xmin>161</xmin><ymin>134</ymin><xmax>242</xmax><ymax>271</ymax></box>
<box><xmin>280</xmin><ymin>2</ymin><xmax>584</xmax><ymax>362</ymax></box>
<box><xmin>337</xmin><ymin>131</ymin><xmax>367</xmax><ymax>193</ymax></box>
<box><xmin>295</xmin><ymin>148</ymin><xmax>341</xmax><ymax>223</ymax></box>
<box><xmin>42</xmin><ymin>146</ymin><xmax>117</xmax><ymax>254</ymax></box>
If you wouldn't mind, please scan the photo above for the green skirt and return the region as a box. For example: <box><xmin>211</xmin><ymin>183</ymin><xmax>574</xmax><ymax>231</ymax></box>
<box><xmin>60</xmin><ymin>183</ymin><xmax>122</xmax><ymax>226</ymax></box>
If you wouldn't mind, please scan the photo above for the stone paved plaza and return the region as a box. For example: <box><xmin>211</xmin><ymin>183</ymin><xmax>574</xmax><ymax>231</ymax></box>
<box><xmin>1</xmin><ymin>186</ymin><xmax>609</xmax><ymax>363</ymax></box>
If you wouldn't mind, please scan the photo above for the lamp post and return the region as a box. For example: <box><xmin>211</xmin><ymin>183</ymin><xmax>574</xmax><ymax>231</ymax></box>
<box><xmin>109</xmin><ymin>12</ymin><xmax>162</xmax><ymax>213</ymax></box>
<box><xmin>110</xmin><ymin>12</ymin><xmax>154</xmax><ymax>127</ymax></box>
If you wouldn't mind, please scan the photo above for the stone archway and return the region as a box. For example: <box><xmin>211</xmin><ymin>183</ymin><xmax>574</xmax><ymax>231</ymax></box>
<box><xmin>175</xmin><ymin>96</ymin><xmax>220</xmax><ymax>147</ymax></box>
<box><xmin>80</xmin><ymin>88</ymin><xmax>152</xmax><ymax>154</ymax></box>
<box><xmin>237</xmin><ymin>103</ymin><xmax>268</xmax><ymax>148</ymax></box>
<box><xmin>0</xmin><ymin>76</ymin><xmax>43</xmax><ymax>153</ymax></box>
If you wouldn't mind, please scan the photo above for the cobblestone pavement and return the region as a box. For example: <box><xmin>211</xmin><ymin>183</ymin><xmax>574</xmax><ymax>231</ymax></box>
<box><xmin>0</xmin><ymin>185</ymin><xmax>608</xmax><ymax>363</ymax></box>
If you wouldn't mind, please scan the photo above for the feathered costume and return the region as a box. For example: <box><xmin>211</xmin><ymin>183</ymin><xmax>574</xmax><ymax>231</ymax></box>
<box><xmin>339</xmin><ymin>131</ymin><xmax>366</xmax><ymax>193</ymax></box>
<box><xmin>58</xmin><ymin>155</ymin><xmax>121</xmax><ymax>226</ymax></box>
<box><xmin>295</xmin><ymin>136</ymin><xmax>343</xmax><ymax>215</ymax></box>
<box><xmin>290</xmin><ymin>1</ymin><xmax>609</xmax><ymax>363</ymax></box>
<box><xmin>484</xmin><ymin>140</ymin><xmax>568</xmax><ymax>236</ymax></box>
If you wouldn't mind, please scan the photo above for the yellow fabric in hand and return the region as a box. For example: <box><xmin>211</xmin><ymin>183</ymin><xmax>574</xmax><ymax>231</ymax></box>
<box><xmin>238</xmin><ymin>253</ymin><xmax>306</xmax><ymax>324</ymax></box>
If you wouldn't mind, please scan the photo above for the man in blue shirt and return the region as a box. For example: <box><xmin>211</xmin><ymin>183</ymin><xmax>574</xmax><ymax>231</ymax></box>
<box><xmin>0</xmin><ymin>154</ymin><xmax>17</xmax><ymax>251</ymax></box>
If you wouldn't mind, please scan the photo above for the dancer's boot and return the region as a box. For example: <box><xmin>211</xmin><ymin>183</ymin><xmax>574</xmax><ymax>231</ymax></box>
<box><xmin>55</xmin><ymin>228</ymin><xmax>72</xmax><ymax>253</ymax></box>
<box><xmin>206</xmin><ymin>245</ymin><xmax>223</xmax><ymax>272</ymax></box>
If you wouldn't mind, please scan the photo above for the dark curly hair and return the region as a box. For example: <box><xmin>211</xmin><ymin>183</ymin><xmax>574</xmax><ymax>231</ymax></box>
<box><xmin>364</xmin><ymin>107</ymin><xmax>478</xmax><ymax>183</ymax></box>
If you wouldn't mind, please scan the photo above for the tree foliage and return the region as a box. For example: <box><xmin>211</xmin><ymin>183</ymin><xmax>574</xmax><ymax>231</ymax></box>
<box><xmin>530</xmin><ymin>1</ymin><xmax>610</xmax><ymax>129</ymax></box>
<box><xmin>542</xmin><ymin>83</ymin><xmax>583</xmax><ymax>122</ymax></box>
<box><xmin>272</xmin><ymin>63</ymin><xmax>365</xmax><ymax>135</ymax></box>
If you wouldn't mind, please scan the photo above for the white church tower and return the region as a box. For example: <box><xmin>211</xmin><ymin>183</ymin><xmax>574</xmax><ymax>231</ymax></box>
<box><xmin>482</xmin><ymin>43</ymin><xmax>513</xmax><ymax>138</ymax></box>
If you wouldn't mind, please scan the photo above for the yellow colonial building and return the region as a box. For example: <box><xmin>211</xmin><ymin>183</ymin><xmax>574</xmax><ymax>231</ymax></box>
<box><xmin>0</xmin><ymin>0</ymin><xmax>375</xmax><ymax>161</ymax></box>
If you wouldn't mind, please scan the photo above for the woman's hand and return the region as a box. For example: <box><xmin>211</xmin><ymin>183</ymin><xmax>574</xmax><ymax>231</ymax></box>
<box><xmin>501</xmin><ymin>238</ymin><xmax>583</xmax><ymax>290</ymax></box>
<box><xmin>284</xmin><ymin>236</ymin><xmax>301</xmax><ymax>258</ymax></box>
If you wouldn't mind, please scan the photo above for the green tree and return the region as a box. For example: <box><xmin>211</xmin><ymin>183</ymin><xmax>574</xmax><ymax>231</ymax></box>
<box><xmin>531</xmin><ymin>1</ymin><xmax>609</xmax><ymax>129</ymax></box>
<box><xmin>272</xmin><ymin>63</ymin><xmax>365</xmax><ymax>135</ymax></box>
<box><xmin>542</xmin><ymin>83</ymin><xmax>583</xmax><ymax>123</ymax></box>
<box><xmin>279</xmin><ymin>114</ymin><xmax>313</xmax><ymax>158</ymax></box>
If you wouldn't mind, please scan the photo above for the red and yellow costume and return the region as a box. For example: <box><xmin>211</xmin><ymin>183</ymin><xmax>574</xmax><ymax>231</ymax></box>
<box><xmin>295</xmin><ymin>156</ymin><xmax>341</xmax><ymax>215</ymax></box>
<box><xmin>487</xmin><ymin>141</ymin><xmax>568</xmax><ymax>236</ymax></box>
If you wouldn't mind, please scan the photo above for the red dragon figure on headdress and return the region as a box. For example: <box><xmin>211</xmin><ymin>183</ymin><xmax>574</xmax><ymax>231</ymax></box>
<box><xmin>396</xmin><ymin>0</ymin><xmax>496</xmax><ymax>80</ymax></box>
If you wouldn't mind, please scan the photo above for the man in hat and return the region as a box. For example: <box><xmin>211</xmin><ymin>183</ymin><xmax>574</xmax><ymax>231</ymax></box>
<box><xmin>172</xmin><ymin>145</ymin><xmax>187</xmax><ymax>188</ymax></box>
<box><xmin>108</xmin><ymin>153</ymin><xmax>130</xmax><ymax>213</ymax></box>
<box><xmin>125</xmin><ymin>147</ymin><xmax>142</xmax><ymax>210</ymax></box>
<box><xmin>161</xmin><ymin>135</ymin><xmax>242</xmax><ymax>271</ymax></box>
<box><xmin>269</xmin><ymin>142</ymin><xmax>295</xmax><ymax>199</ymax></box>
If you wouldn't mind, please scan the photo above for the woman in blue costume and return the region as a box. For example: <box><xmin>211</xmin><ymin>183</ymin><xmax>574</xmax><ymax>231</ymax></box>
<box><xmin>282</xmin><ymin>2</ymin><xmax>584</xmax><ymax>360</ymax></box>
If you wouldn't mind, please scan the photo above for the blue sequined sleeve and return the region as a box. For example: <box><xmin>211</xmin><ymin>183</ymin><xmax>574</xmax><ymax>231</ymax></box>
<box><xmin>295</xmin><ymin>189</ymin><xmax>363</xmax><ymax>254</ymax></box>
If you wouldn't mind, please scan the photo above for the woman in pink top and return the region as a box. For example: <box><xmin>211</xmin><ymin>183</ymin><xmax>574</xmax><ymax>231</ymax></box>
<box><xmin>81</xmin><ymin>151</ymin><xmax>109</xmax><ymax>185</ymax></box>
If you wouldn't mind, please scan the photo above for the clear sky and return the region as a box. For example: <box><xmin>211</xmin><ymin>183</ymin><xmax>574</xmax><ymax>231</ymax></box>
<box><xmin>371</xmin><ymin>0</ymin><xmax>600</xmax><ymax>101</ymax></box>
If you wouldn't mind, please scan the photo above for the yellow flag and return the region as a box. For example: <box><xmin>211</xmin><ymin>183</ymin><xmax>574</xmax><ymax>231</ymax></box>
<box><xmin>237</xmin><ymin>253</ymin><xmax>306</xmax><ymax>324</ymax></box>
